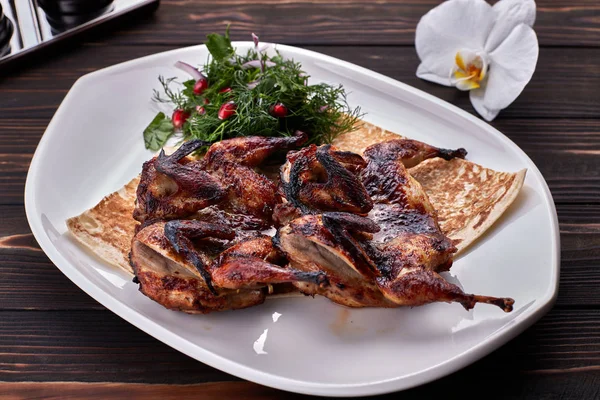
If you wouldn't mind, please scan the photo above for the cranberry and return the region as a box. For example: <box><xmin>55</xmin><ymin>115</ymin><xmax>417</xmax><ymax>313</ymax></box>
<box><xmin>196</xmin><ymin>105</ymin><xmax>206</xmax><ymax>115</ymax></box>
<box><xmin>193</xmin><ymin>77</ymin><xmax>209</xmax><ymax>95</ymax></box>
<box><xmin>219</xmin><ymin>87</ymin><xmax>232</xmax><ymax>94</ymax></box>
<box><xmin>218</xmin><ymin>102</ymin><xmax>237</xmax><ymax>120</ymax></box>
<box><xmin>270</xmin><ymin>103</ymin><xmax>288</xmax><ymax>118</ymax></box>
<box><xmin>172</xmin><ymin>109</ymin><xmax>190</xmax><ymax>129</ymax></box>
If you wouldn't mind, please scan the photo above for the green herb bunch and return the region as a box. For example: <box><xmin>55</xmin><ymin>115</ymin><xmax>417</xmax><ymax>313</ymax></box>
<box><xmin>144</xmin><ymin>28</ymin><xmax>362</xmax><ymax>151</ymax></box>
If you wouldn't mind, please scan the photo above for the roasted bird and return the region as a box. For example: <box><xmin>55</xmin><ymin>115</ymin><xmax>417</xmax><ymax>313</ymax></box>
<box><xmin>275</xmin><ymin>144</ymin><xmax>372</xmax><ymax>226</ymax></box>
<box><xmin>200</xmin><ymin>132</ymin><xmax>308</xmax><ymax>220</ymax></box>
<box><xmin>131</xmin><ymin>219</ymin><xmax>326</xmax><ymax>313</ymax></box>
<box><xmin>278</xmin><ymin>139</ymin><xmax>514</xmax><ymax>312</ymax></box>
<box><xmin>280</xmin><ymin>144</ymin><xmax>372</xmax><ymax>215</ymax></box>
<box><xmin>132</xmin><ymin>132</ymin><xmax>513</xmax><ymax>313</ymax></box>
<box><xmin>133</xmin><ymin>140</ymin><xmax>225</xmax><ymax>223</ymax></box>
<box><xmin>130</xmin><ymin>133</ymin><xmax>327</xmax><ymax>313</ymax></box>
<box><xmin>134</xmin><ymin>132</ymin><xmax>307</xmax><ymax>223</ymax></box>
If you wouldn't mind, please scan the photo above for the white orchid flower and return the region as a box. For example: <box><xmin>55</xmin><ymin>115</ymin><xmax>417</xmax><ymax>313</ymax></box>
<box><xmin>415</xmin><ymin>0</ymin><xmax>539</xmax><ymax>121</ymax></box>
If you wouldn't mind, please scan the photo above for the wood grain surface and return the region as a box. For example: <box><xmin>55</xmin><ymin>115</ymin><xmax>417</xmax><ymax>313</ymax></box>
<box><xmin>0</xmin><ymin>0</ymin><xmax>599</xmax><ymax>398</ymax></box>
<box><xmin>101</xmin><ymin>0</ymin><xmax>600</xmax><ymax>47</ymax></box>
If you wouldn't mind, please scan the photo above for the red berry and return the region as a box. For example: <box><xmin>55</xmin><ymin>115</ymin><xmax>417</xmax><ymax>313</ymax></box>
<box><xmin>196</xmin><ymin>105</ymin><xmax>206</xmax><ymax>115</ymax></box>
<box><xmin>172</xmin><ymin>109</ymin><xmax>190</xmax><ymax>129</ymax></box>
<box><xmin>218</xmin><ymin>102</ymin><xmax>237</xmax><ymax>120</ymax></box>
<box><xmin>219</xmin><ymin>87</ymin><xmax>232</xmax><ymax>94</ymax></box>
<box><xmin>270</xmin><ymin>103</ymin><xmax>288</xmax><ymax>118</ymax></box>
<box><xmin>203</xmin><ymin>98</ymin><xmax>210</xmax><ymax>105</ymax></box>
<box><xmin>193</xmin><ymin>77</ymin><xmax>209</xmax><ymax>95</ymax></box>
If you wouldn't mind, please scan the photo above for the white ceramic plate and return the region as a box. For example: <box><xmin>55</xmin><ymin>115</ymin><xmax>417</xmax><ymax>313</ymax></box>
<box><xmin>25</xmin><ymin>43</ymin><xmax>560</xmax><ymax>397</ymax></box>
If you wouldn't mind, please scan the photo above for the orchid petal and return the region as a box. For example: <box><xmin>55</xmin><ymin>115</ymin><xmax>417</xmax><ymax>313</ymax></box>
<box><xmin>485</xmin><ymin>0</ymin><xmax>536</xmax><ymax>52</ymax></box>
<box><xmin>470</xmin><ymin>88</ymin><xmax>501</xmax><ymax>121</ymax></box>
<box><xmin>416</xmin><ymin>63</ymin><xmax>453</xmax><ymax>86</ymax></box>
<box><xmin>415</xmin><ymin>0</ymin><xmax>495</xmax><ymax>83</ymax></box>
<box><xmin>470</xmin><ymin>24</ymin><xmax>538</xmax><ymax>120</ymax></box>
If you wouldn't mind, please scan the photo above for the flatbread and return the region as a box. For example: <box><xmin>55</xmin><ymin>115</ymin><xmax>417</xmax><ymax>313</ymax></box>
<box><xmin>332</xmin><ymin>120</ymin><xmax>403</xmax><ymax>155</ymax></box>
<box><xmin>409</xmin><ymin>158</ymin><xmax>526</xmax><ymax>254</ymax></box>
<box><xmin>66</xmin><ymin>176</ymin><xmax>140</xmax><ymax>274</ymax></box>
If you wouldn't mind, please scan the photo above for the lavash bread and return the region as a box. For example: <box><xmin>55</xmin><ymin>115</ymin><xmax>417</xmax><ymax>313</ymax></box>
<box><xmin>66</xmin><ymin>176</ymin><xmax>140</xmax><ymax>274</ymax></box>
<box><xmin>331</xmin><ymin>120</ymin><xmax>403</xmax><ymax>155</ymax></box>
<box><xmin>409</xmin><ymin>158</ymin><xmax>526</xmax><ymax>254</ymax></box>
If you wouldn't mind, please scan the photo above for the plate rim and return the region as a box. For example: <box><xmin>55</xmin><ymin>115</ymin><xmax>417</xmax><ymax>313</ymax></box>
<box><xmin>24</xmin><ymin>42</ymin><xmax>560</xmax><ymax>397</ymax></box>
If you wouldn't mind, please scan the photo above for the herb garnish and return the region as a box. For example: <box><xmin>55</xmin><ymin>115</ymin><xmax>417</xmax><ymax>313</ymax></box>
<box><xmin>145</xmin><ymin>28</ymin><xmax>361</xmax><ymax>151</ymax></box>
<box><xmin>143</xmin><ymin>112</ymin><xmax>174</xmax><ymax>151</ymax></box>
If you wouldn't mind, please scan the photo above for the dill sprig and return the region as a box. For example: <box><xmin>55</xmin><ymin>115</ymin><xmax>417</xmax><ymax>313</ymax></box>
<box><xmin>143</xmin><ymin>29</ymin><xmax>362</xmax><ymax>151</ymax></box>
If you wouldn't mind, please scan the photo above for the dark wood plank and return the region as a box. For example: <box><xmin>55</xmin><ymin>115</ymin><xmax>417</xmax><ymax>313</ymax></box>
<box><xmin>1</xmin><ymin>118</ymin><xmax>599</xmax><ymax>205</ymax></box>
<box><xmin>1</xmin><ymin>373</ymin><xmax>600</xmax><ymax>400</ymax></box>
<box><xmin>2</xmin><ymin>45</ymin><xmax>598</xmax><ymax>120</ymax></box>
<box><xmin>492</xmin><ymin>119</ymin><xmax>600</xmax><ymax>204</ymax></box>
<box><xmin>0</xmin><ymin>382</ymin><xmax>291</xmax><ymax>400</ymax></box>
<box><xmin>0</xmin><ymin>204</ymin><xmax>103</xmax><ymax>310</ymax></box>
<box><xmin>557</xmin><ymin>205</ymin><xmax>600</xmax><ymax>307</ymax></box>
<box><xmin>82</xmin><ymin>0</ymin><xmax>600</xmax><ymax>47</ymax></box>
<box><xmin>0</xmin><ymin>204</ymin><xmax>598</xmax><ymax>310</ymax></box>
<box><xmin>0</xmin><ymin>311</ymin><xmax>233</xmax><ymax>384</ymax></box>
<box><xmin>0</xmin><ymin>308</ymin><xmax>598</xmax><ymax>400</ymax></box>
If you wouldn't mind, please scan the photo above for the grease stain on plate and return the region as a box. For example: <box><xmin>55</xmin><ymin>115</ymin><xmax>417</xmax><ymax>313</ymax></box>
<box><xmin>329</xmin><ymin>309</ymin><xmax>367</xmax><ymax>337</ymax></box>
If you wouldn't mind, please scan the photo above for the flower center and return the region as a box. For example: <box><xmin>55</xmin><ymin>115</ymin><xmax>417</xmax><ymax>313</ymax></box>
<box><xmin>450</xmin><ymin>50</ymin><xmax>488</xmax><ymax>91</ymax></box>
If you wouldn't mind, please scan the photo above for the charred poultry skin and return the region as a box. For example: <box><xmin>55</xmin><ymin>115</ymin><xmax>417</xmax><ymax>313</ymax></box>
<box><xmin>277</xmin><ymin>213</ymin><xmax>394</xmax><ymax>307</ymax></box>
<box><xmin>278</xmin><ymin>138</ymin><xmax>514</xmax><ymax>312</ymax></box>
<box><xmin>275</xmin><ymin>144</ymin><xmax>372</xmax><ymax>226</ymax></box>
<box><xmin>131</xmin><ymin>220</ymin><xmax>326</xmax><ymax>313</ymax></box>
<box><xmin>201</xmin><ymin>132</ymin><xmax>308</xmax><ymax>220</ymax></box>
<box><xmin>134</xmin><ymin>132</ymin><xmax>308</xmax><ymax>223</ymax></box>
<box><xmin>133</xmin><ymin>140</ymin><xmax>225</xmax><ymax>223</ymax></box>
<box><xmin>130</xmin><ymin>133</ymin><xmax>327</xmax><ymax>313</ymax></box>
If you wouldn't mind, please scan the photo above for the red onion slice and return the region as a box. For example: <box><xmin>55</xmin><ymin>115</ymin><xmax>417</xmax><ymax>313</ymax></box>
<box><xmin>242</xmin><ymin>60</ymin><xmax>276</xmax><ymax>69</ymax></box>
<box><xmin>174</xmin><ymin>61</ymin><xmax>205</xmax><ymax>81</ymax></box>
<box><xmin>247</xmin><ymin>79</ymin><xmax>260</xmax><ymax>89</ymax></box>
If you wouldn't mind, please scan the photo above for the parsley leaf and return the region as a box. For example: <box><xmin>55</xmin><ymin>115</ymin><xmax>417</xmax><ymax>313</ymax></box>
<box><xmin>205</xmin><ymin>26</ymin><xmax>234</xmax><ymax>62</ymax></box>
<box><xmin>143</xmin><ymin>112</ymin><xmax>174</xmax><ymax>151</ymax></box>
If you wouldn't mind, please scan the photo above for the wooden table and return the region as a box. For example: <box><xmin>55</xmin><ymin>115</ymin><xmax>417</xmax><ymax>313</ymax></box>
<box><xmin>1</xmin><ymin>1</ymin><xmax>599</xmax><ymax>398</ymax></box>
